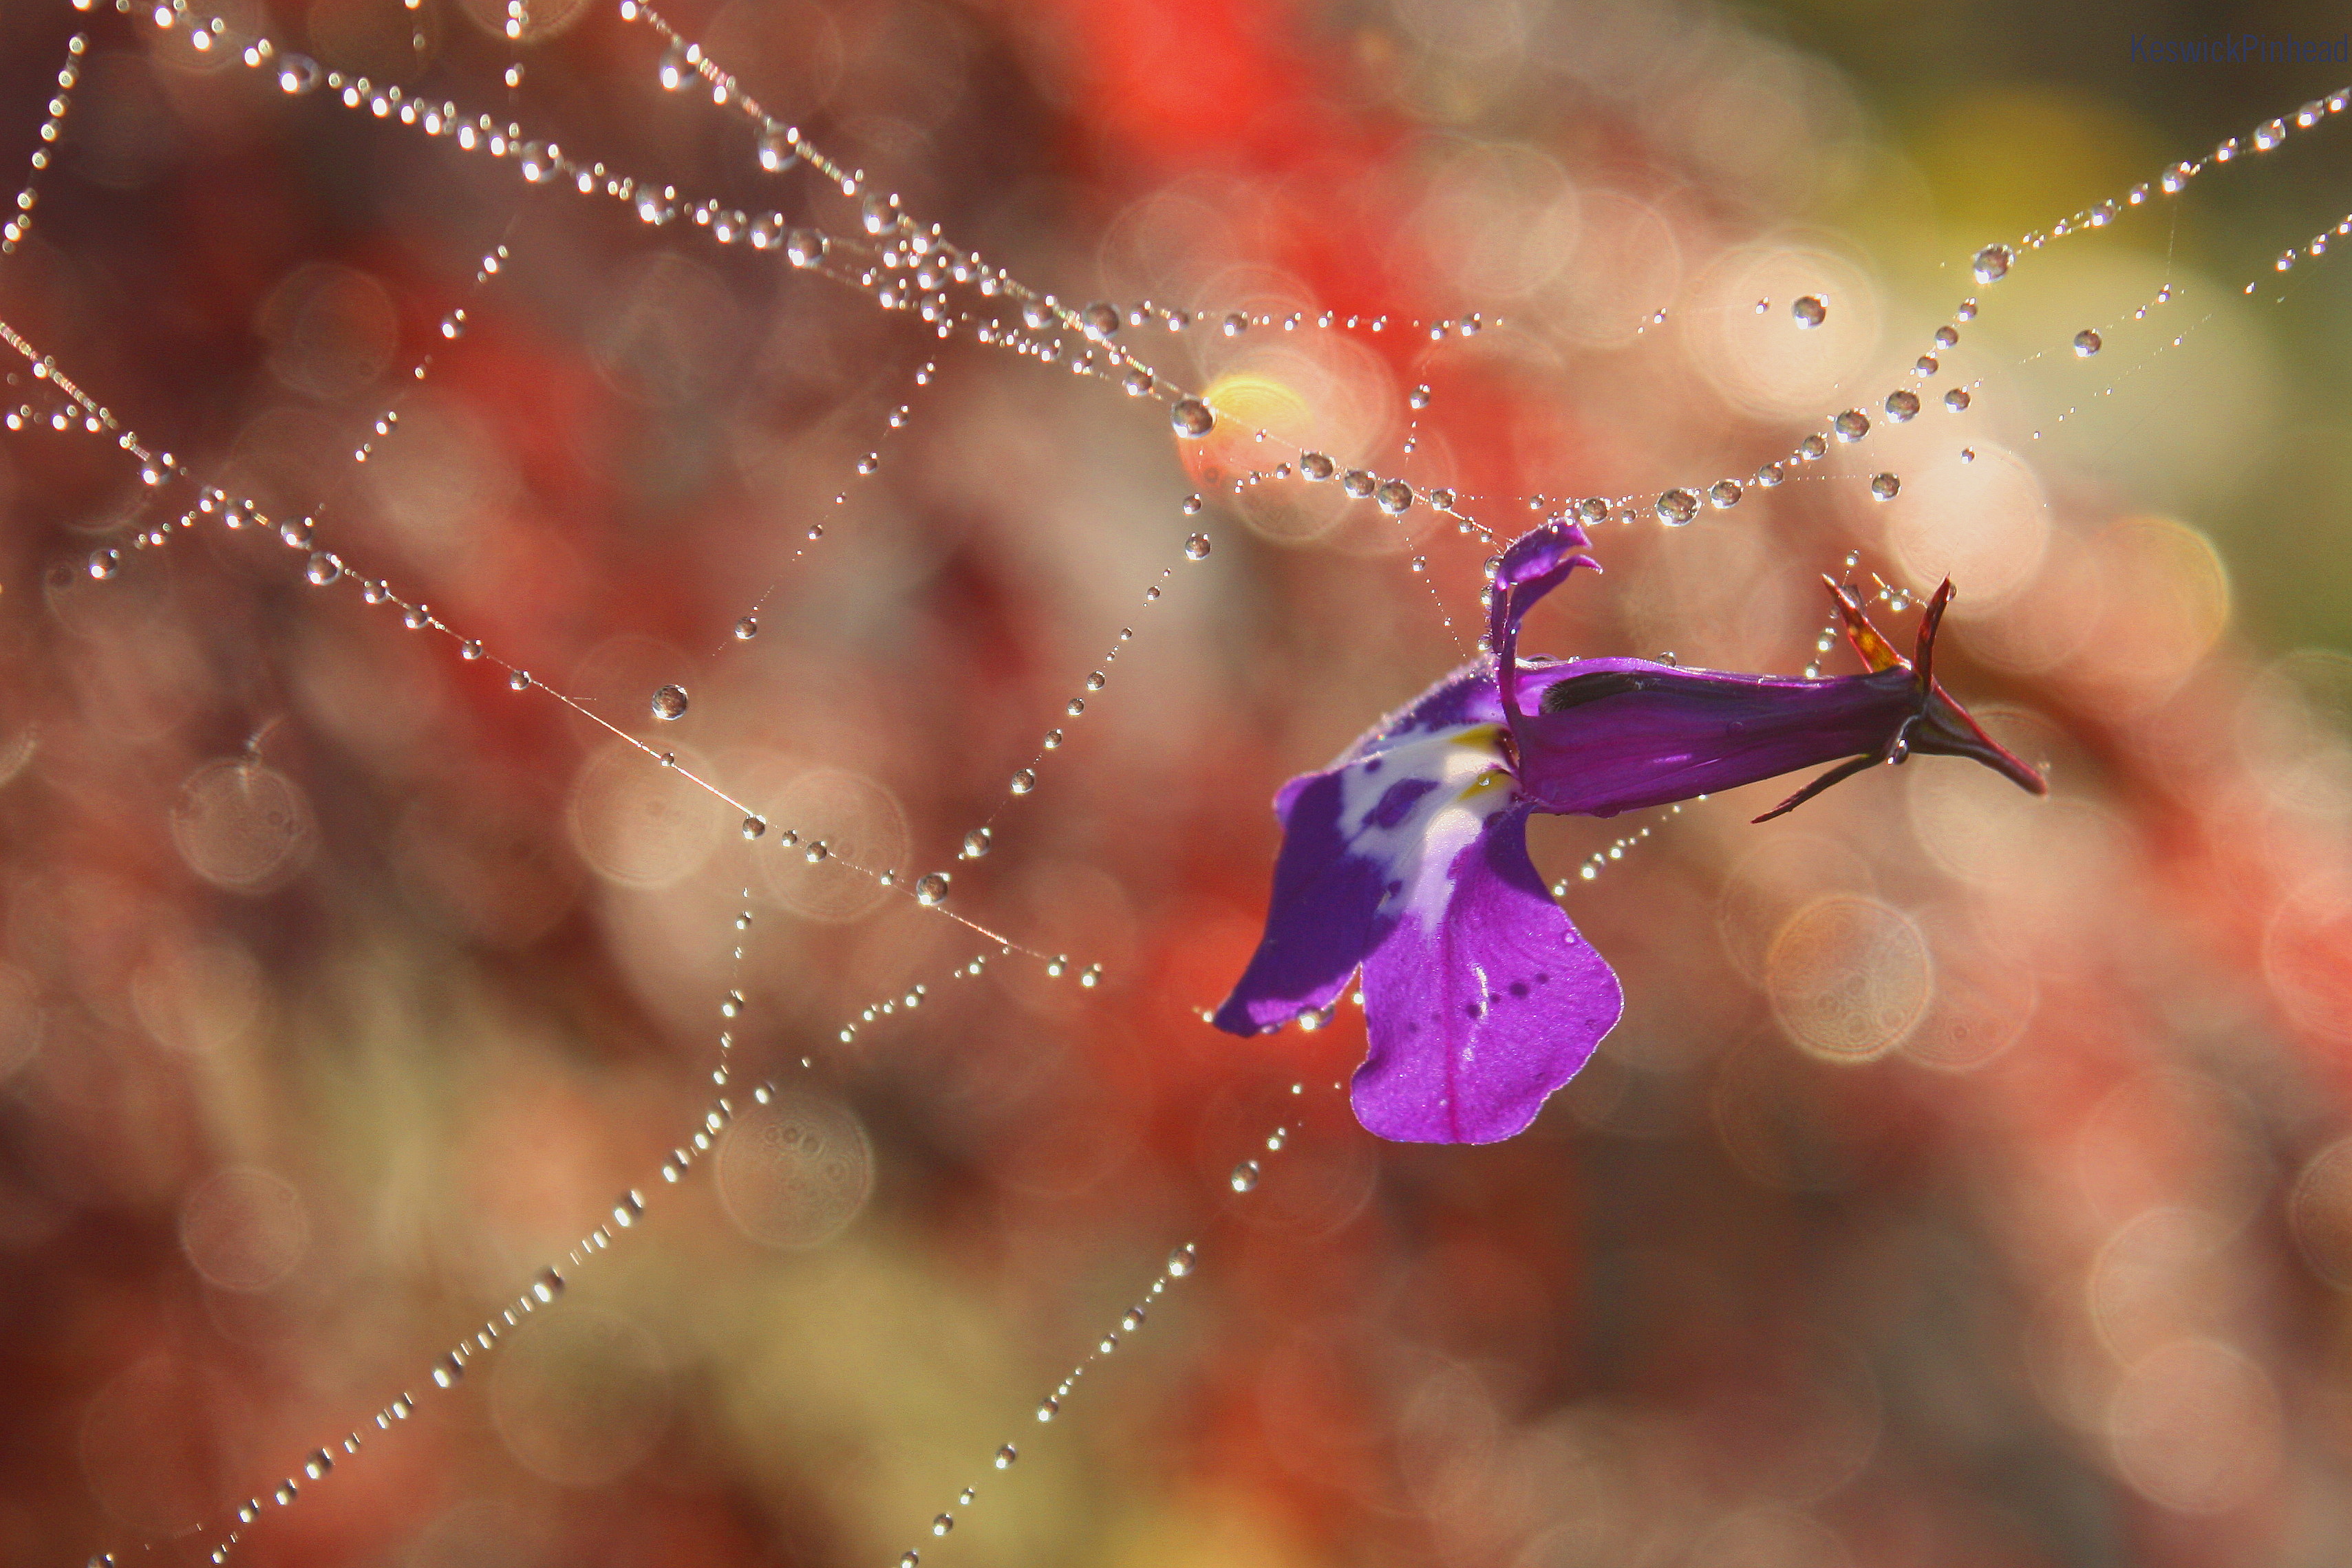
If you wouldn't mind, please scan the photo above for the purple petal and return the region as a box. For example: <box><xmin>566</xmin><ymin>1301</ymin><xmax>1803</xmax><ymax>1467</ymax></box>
<box><xmin>1510</xmin><ymin>658</ymin><xmax>1918</xmax><ymax>818</ymax></box>
<box><xmin>1216</xmin><ymin>713</ymin><xmax>1513</xmax><ymax>1036</ymax></box>
<box><xmin>1486</xmin><ymin>521</ymin><xmax>1596</xmax><ymax>722</ymax></box>
<box><xmin>1354</xmin><ymin>802</ymin><xmax>1622</xmax><ymax>1143</ymax></box>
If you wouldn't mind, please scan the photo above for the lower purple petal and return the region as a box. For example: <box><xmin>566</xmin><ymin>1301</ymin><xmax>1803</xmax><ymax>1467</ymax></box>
<box><xmin>1212</xmin><ymin>764</ymin><xmax>1399</xmax><ymax>1034</ymax></box>
<box><xmin>1353</xmin><ymin>804</ymin><xmax>1623</xmax><ymax>1143</ymax></box>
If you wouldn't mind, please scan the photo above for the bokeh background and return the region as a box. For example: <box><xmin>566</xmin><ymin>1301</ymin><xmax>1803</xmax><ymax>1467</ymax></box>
<box><xmin>6</xmin><ymin>0</ymin><xmax>2352</xmax><ymax>1564</ymax></box>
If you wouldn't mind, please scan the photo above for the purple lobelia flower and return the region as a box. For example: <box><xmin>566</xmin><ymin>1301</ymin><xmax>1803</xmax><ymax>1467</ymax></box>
<box><xmin>1214</xmin><ymin>519</ymin><xmax>2046</xmax><ymax>1145</ymax></box>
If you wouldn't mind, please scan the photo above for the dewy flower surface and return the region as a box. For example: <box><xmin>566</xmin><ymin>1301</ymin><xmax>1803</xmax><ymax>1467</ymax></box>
<box><xmin>1215</xmin><ymin>522</ymin><xmax>2048</xmax><ymax>1144</ymax></box>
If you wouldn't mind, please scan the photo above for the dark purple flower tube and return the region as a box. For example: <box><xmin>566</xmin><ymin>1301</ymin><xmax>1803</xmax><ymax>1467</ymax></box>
<box><xmin>1216</xmin><ymin>522</ymin><xmax>2045</xmax><ymax>1145</ymax></box>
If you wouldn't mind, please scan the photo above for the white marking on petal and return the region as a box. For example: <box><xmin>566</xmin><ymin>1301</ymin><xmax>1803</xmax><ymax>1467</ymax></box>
<box><xmin>1334</xmin><ymin>724</ymin><xmax>1519</xmax><ymax>933</ymax></box>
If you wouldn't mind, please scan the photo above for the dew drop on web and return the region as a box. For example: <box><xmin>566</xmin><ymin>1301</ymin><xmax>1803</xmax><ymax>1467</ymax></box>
<box><xmin>1169</xmin><ymin>396</ymin><xmax>1215</xmax><ymax>438</ymax></box>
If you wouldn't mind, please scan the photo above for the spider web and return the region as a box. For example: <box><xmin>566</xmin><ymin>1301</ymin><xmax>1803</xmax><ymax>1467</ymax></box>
<box><xmin>9</xmin><ymin>1</ymin><xmax>2352</xmax><ymax>1564</ymax></box>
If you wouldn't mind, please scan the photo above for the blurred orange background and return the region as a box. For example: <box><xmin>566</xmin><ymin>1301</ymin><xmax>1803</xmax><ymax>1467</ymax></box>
<box><xmin>7</xmin><ymin>0</ymin><xmax>2352</xmax><ymax>1565</ymax></box>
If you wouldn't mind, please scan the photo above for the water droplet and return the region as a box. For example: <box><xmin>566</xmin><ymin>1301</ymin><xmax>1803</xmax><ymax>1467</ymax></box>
<box><xmin>2161</xmin><ymin>160</ymin><xmax>2194</xmax><ymax>193</ymax></box>
<box><xmin>403</xmin><ymin>605</ymin><xmax>431</xmax><ymax>630</ymax></box>
<box><xmin>1915</xmin><ymin>354</ymin><xmax>1939</xmax><ymax>376</ymax></box>
<box><xmin>933</xmin><ymin>1514</ymin><xmax>954</xmax><ymax>1536</ymax></box>
<box><xmin>303</xmin><ymin>1448</ymin><xmax>333</xmax><ymax>1480</ymax></box>
<box><xmin>276</xmin><ymin>54</ymin><xmax>320</xmax><ymax>93</ymax></box>
<box><xmin>1098</xmin><ymin>1333</ymin><xmax>1118</xmax><ymax>1353</ymax></box>
<box><xmin>1832</xmin><ymin>409</ymin><xmax>1870</xmax><ymax>442</ymax></box>
<box><xmin>1944</xmin><ymin>387</ymin><xmax>1971</xmax><ymax>411</ymax></box>
<box><xmin>1009</xmin><ymin>769</ymin><xmax>1036</xmax><ymax>795</ymax></box>
<box><xmin>1869</xmin><ymin>473</ymin><xmax>1901</xmax><ymax>501</ymax></box>
<box><xmin>1221</xmin><ymin>311</ymin><xmax>1249</xmax><ymax>336</ymax></box>
<box><xmin>756</xmin><ymin>122</ymin><xmax>797</xmax><ymax>172</ymax></box>
<box><xmin>1169</xmin><ymin>397</ymin><xmax>1215</xmax><ymax>438</ymax></box>
<box><xmin>1374</xmin><ymin>479</ymin><xmax>1414</xmax><ymax>515</ymax></box>
<box><xmin>1080</xmin><ymin>301</ymin><xmax>1120</xmax><ymax>341</ymax></box>
<box><xmin>431</xmin><ymin>1353</ymin><xmax>463</xmax><ymax>1388</ymax></box>
<box><xmin>961</xmin><ymin>828</ymin><xmax>991</xmax><ymax>859</ymax></box>
<box><xmin>1429</xmin><ymin>487</ymin><xmax>1456</xmax><ymax>511</ymax></box>
<box><xmin>1955</xmin><ymin>299</ymin><xmax>1978</xmax><ymax>321</ymax></box>
<box><xmin>86</xmin><ymin>548</ymin><xmax>118</xmax><ymax>580</ymax></box>
<box><xmin>1883</xmin><ymin>389</ymin><xmax>1919</xmax><ymax>422</ymax></box>
<box><xmin>733</xmin><ymin>616</ymin><xmax>759</xmax><ymax>642</ymax></box>
<box><xmin>1167</xmin><ymin>1243</ymin><xmax>1196</xmax><ymax>1276</ymax></box>
<box><xmin>741</xmin><ymin>815</ymin><xmax>767</xmax><ymax>839</ymax></box>
<box><xmin>1230</xmin><ymin>1160</ymin><xmax>1260</xmax><ymax>1192</ymax></box>
<box><xmin>1341</xmin><ymin>469</ymin><xmax>1375</xmax><ymax>498</ymax></box>
<box><xmin>1652</xmin><ymin>488</ymin><xmax>1698</xmax><ymax>526</ymax></box>
<box><xmin>1934</xmin><ymin>324</ymin><xmax>1960</xmax><ymax>348</ymax></box>
<box><xmin>1180</xmin><ymin>494</ymin><xmax>1204</xmax><ymax>517</ymax></box>
<box><xmin>650</xmin><ymin>684</ymin><xmax>689</xmax><ymax>720</ymax></box>
<box><xmin>657</xmin><ymin>39</ymin><xmax>691</xmax><ymax>89</ymax></box>
<box><xmin>1122</xmin><ymin>366</ymin><xmax>1152</xmax><ymax>396</ymax></box>
<box><xmin>1407</xmin><ymin>383</ymin><xmax>1431</xmax><ymax>409</ymax></box>
<box><xmin>1036</xmin><ymin>1397</ymin><xmax>1059</xmax><ymax>1421</ymax></box>
<box><xmin>1960</xmin><ymin>447</ymin><xmax>1976</xmax><ymax>463</ymax></box>
<box><xmin>802</xmin><ymin>841</ymin><xmax>829</xmax><ymax>864</ymax></box>
<box><xmin>855</xmin><ymin>452</ymin><xmax>879</xmax><ymax>475</ymax></box>
<box><xmin>996</xmin><ymin>1444</ymin><xmax>1018</xmax><ymax>1468</ymax></box>
<box><xmin>786</xmin><ymin>229</ymin><xmax>825</xmax><ymax>268</ymax></box>
<box><xmin>860</xmin><ymin>191</ymin><xmax>900</xmax><ymax>235</ymax></box>
<box><xmin>915</xmin><ymin>871</ymin><xmax>950</xmax><ymax>905</ymax></box>
<box><xmin>1707</xmin><ymin>478</ymin><xmax>1742</xmax><ymax>509</ymax></box>
<box><xmin>1299</xmin><ymin>451</ymin><xmax>1335</xmax><ymax>481</ymax></box>
<box><xmin>1121</xmin><ymin>1304</ymin><xmax>1147</xmax><ymax>1331</ymax></box>
<box><xmin>1971</xmin><ymin>244</ymin><xmax>2013</xmax><ymax>283</ymax></box>
<box><xmin>460</xmin><ymin>639</ymin><xmax>483</xmax><ymax>660</ymax></box>
<box><xmin>1797</xmin><ymin>433</ymin><xmax>1828</xmax><ymax>461</ymax></box>
<box><xmin>274</xmin><ymin>1481</ymin><xmax>298</xmax><ymax>1507</ymax></box>
<box><xmin>1085</xmin><ymin>671</ymin><xmax>1106</xmax><ymax>691</ymax></box>
<box><xmin>1791</xmin><ymin>294</ymin><xmax>1827</xmax><ymax>328</ymax></box>
<box><xmin>305</xmin><ymin>551</ymin><xmax>342</xmax><ymax>585</ymax></box>
<box><xmin>899</xmin><ymin>1554</ymin><xmax>919</xmax><ymax>1568</ymax></box>
<box><xmin>1184</xmin><ymin>533</ymin><xmax>1211</xmax><ymax>560</ymax></box>
<box><xmin>2072</xmin><ymin>328</ymin><xmax>2100</xmax><ymax>357</ymax></box>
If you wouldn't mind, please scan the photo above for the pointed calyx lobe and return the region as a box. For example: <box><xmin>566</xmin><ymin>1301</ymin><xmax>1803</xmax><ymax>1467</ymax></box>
<box><xmin>1215</xmin><ymin>524</ymin><xmax>2044</xmax><ymax>1145</ymax></box>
